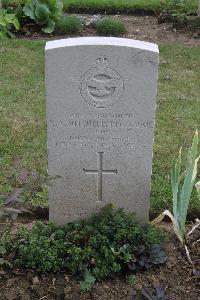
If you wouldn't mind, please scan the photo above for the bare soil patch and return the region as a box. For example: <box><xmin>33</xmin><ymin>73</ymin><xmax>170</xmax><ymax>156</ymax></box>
<box><xmin>18</xmin><ymin>14</ymin><xmax>200</xmax><ymax>46</ymax></box>
<box><xmin>120</xmin><ymin>15</ymin><xmax>200</xmax><ymax>45</ymax></box>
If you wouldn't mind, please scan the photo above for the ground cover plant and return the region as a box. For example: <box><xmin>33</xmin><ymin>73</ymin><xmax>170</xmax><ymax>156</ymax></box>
<box><xmin>0</xmin><ymin>0</ymin><xmax>65</xmax><ymax>37</ymax></box>
<box><xmin>1</xmin><ymin>205</ymin><xmax>166</xmax><ymax>290</ymax></box>
<box><xmin>95</xmin><ymin>17</ymin><xmax>126</xmax><ymax>36</ymax></box>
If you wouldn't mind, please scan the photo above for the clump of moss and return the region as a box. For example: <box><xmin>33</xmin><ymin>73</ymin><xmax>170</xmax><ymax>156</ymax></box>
<box><xmin>95</xmin><ymin>17</ymin><xmax>126</xmax><ymax>36</ymax></box>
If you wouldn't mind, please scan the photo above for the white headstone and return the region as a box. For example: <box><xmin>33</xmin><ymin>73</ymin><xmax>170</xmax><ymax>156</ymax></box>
<box><xmin>45</xmin><ymin>37</ymin><xmax>159</xmax><ymax>225</ymax></box>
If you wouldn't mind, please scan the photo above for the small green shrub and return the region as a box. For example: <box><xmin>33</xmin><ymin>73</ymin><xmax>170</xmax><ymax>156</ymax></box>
<box><xmin>3</xmin><ymin>205</ymin><xmax>166</xmax><ymax>290</ymax></box>
<box><xmin>160</xmin><ymin>0</ymin><xmax>195</xmax><ymax>27</ymax></box>
<box><xmin>96</xmin><ymin>17</ymin><xmax>126</xmax><ymax>36</ymax></box>
<box><xmin>55</xmin><ymin>15</ymin><xmax>81</xmax><ymax>34</ymax></box>
<box><xmin>128</xmin><ymin>274</ymin><xmax>137</xmax><ymax>287</ymax></box>
<box><xmin>80</xmin><ymin>270</ymin><xmax>96</xmax><ymax>292</ymax></box>
<box><xmin>0</xmin><ymin>232</ymin><xmax>12</xmax><ymax>267</ymax></box>
<box><xmin>23</xmin><ymin>0</ymin><xmax>63</xmax><ymax>33</ymax></box>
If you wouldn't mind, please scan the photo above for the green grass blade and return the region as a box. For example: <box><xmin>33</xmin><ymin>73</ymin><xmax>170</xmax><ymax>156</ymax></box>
<box><xmin>179</xmin><ymin>131</ymin><xmax>199</xmax><ymax>231</ymax></box>
<box><xmin>171</xmin><ymin>147</ymin><xmax>182</xmax><ymax>219</ymax></box>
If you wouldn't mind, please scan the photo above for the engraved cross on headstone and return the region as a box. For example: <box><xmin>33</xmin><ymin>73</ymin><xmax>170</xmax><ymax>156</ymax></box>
<box><xmin>83</xmin><ymin>152</ymin><xmax>117</xmax><ymax>202</ymax></box>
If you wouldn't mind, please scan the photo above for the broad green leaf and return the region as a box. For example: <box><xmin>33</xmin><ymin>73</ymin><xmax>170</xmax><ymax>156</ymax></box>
<box><xmin>35</xmin><ymin>3</ymin><xmax>50</xmax><ymax>23</ymax></box>
<box><xmin>4</xmin><ymin>13</ymin><xmax>15</xmax><ymax>23</ymax></box>
<box><xmin>23</xmin><ymin>3</ymin><xmax>36</xmax><ymax>20</ymax></box>
<box><xmin>46</xmin><ymin>0</ymin><xmax>56</xmax><ymax>10</ymax></box>
<box><xmin>42</xmin><ymin>19</ymin><xmax>55</xmax><ymax>33</ymax></box>
<box><xmin>5</xmin><ymin>29</ymin><xmax>15</xmax><ymax>38</ymax></box>
<box><xmin>15</xmin><ymin>4</ymin><xmax>24</xmax><ymax>21</ymax></box>
<box><xmin>0</xmin><ymin>31</ymin><xmax>8</xmax><ymax>40</ymax></box>
<box><xmin>50</xmin><ymin>1</ymin><xmax>63</xmax><ymax>20</ymax></box>
<box><xmin>10</xmin><ymin>17</ymin><xmax>20</xmax><ymax>30</ymax></box>
<box><xmin>0</xmin><ymin>16</ymin><xmax>7</xmax><ymax>27</ymax></box>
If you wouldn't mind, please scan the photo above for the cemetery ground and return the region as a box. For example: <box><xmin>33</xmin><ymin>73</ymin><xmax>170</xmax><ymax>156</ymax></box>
<box><xmin>0</xmin><ymin>12</ymin><xmax>200</xmax><ymax>300</ymax></box>
<box><xmin>14</xmin><ymin>14</ymin><xmax>200</xmax><ymax>45</ymax></box>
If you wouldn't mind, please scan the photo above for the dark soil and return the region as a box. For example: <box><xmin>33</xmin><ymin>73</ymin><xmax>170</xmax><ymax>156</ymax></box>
<box><xmin>0</xmin><ymin>219</ymin><xmax>199</xmax><ymax>300</ymax></box>
<box><xmin>17</xmin><ymin>14</ymin><xmax>200</xmax><ymax>46</ymax></box>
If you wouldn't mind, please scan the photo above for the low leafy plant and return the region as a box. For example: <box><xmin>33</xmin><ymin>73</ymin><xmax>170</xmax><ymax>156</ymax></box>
<box><xmin>0</xmin><ymin>246</ymin><xmax>10</xmax><ymax>267</ymax></box>
<box><xmin>152</xmin><ymin>131</ymin><xmax>199</xmax><ymax>244</ymax></box>
<box><xmin>23</xmin><ymin>0</ymin><xmax>63</xmax><ymax>33</ymax></box>
<box><xmin>0</xmin><ymin>9</ymin><xmax>20</xmax><ymax>38</ymax></box>
<box><xmin>0</xmin><ymin>233</ymin><xmax>12</xmax><ymax>267</ymax></box>
<box><xmin>80</xmin><ymin>270</ymin><xmax>96</xmax><ymax>292</ymax></box>
<box><xmin>95</xmin><ymin>17</ymin><xmax>126</xmax><ymax>36</ymax></box>
<box><xmin>128</xmin><ymin>274</ymin><xmax>137</xmax><ymax>287</ymax></box>
<box><xmin>14</xmin><ymin>4</ymin><xmax>24</xmax><ymax>23</ymax></box>
<box><xmin>54</xmin><ymin>15</ymin><xmax>81</xmax><ymax>34</ymax></box>
<box><xmin>159</xmin><ymin>0</ymin><xmax>195</xmax><ymax>27</ymax></box>
<box><xmin>132</xmin><ymin>285</ymin><xmax>175</xmax><ymax>300</ymax></box>
<box><xmin>127</xmin><ymin>244</ymin><xmax>167</xmax><ymax>271</ymax></box>
<box><xmin>3</xmin><ymin>205</ymin><xmax>166</xmax><ymax>289</ymax></box>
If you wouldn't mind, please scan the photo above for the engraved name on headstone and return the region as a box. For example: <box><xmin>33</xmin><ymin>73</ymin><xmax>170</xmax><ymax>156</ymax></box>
<box><xmin>45</xmin><ymin>37</ymin><xmax>159</xmax><ymax>225</ymax></box>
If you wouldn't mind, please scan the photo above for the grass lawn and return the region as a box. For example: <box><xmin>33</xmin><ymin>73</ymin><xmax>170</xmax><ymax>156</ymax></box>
<box><xmin>62</xmin><ymin>0</ymin><xmax>197</xmax><ymax>12</ymax></box>
<box><xmin>2</xmin><ymin>0</ymin><xmax>198</xmax><ymax>13</ymax></box>
<box><xmin>0</xmin><ymin>40</ymin><xmax>200</xmax><ymax>212</ymax></box>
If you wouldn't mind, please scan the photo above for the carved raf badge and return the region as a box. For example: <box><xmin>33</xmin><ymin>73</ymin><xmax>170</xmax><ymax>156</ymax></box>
<box><xmin>80</xmin><ymin>56</ymin><xmax>124</xmax><ymax>109</ymax></box>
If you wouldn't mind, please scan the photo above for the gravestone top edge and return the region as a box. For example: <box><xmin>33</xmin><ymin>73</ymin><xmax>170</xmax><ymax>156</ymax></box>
<box><xmin>45</xmin><ymin>37</ymin><xmax>159</xmax><ymax>53</ymax></box>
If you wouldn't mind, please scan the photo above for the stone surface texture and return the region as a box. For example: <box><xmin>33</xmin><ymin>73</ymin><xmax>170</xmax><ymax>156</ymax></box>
<box><xmin>45</xmin><ymin>37</ymin><xmax>159</xmax><ymax>225</ymax></box>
